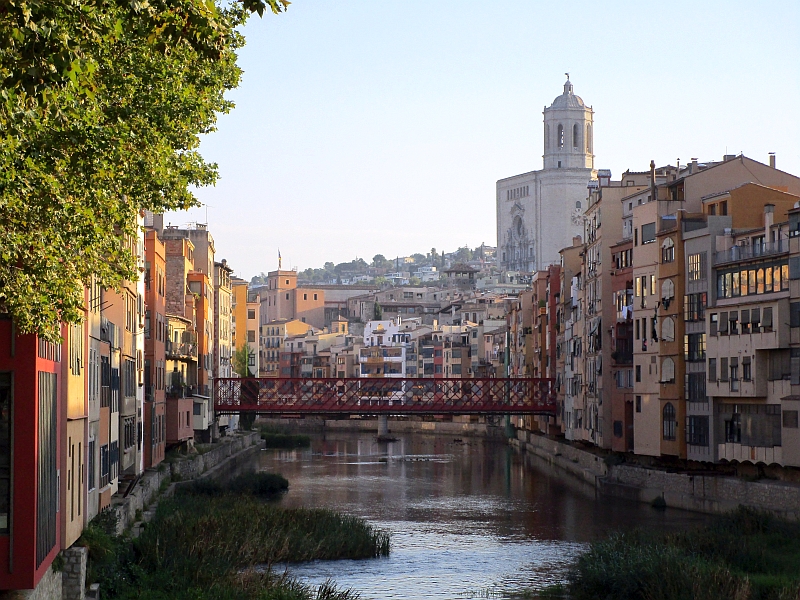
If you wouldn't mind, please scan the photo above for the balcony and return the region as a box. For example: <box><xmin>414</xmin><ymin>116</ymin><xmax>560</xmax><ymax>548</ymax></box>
<box><xmin>714</xmin><ymin>240</ymin><xmax>788</xmax><ymax>265</ymax></box>
<box><xmin>165</xmin><ymin>339</ymin><xmax>198</xmax><ymax>360</ymax></box>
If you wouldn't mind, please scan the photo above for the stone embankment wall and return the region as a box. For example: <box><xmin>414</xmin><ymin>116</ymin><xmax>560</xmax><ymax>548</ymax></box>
<box><xmin>512</xmin><ymin>429</ymin><xmax>800</xmax><ymax>519</ymax></box>
<box><xmin>259</xmin><ymin>417</ymin><xmax>508</xmax><ymax>438</ymax></box>
<box><xmin>109</xmin><ymin>431</ymin><xmax>262</xmax><ymax>534</ymax></box>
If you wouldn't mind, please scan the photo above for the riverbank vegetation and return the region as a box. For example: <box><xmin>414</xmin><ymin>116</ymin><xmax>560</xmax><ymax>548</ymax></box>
<box><xmin>558</xmin><ymin>507</ymin><xmax>800</xmax><ymax>600</ymax></box>
<box><xmin>80</xmin><ymin>473</ymin><xmax>389</xmax><ymax>599</ymax></box>
<box><xmin>259</xmin><ymin>425</ymin><xmax>312</xmax><ymax>449</ymax></box>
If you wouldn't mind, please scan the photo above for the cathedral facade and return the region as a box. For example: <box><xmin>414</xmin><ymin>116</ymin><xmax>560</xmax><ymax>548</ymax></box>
<box><xmin>496</xmin><ymin>77</ymin><xmax>597</xmax><ymax>272</ymax></box>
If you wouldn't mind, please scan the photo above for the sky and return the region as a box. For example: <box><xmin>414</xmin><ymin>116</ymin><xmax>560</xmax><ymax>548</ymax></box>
<box><xmin>164</xmin><ymin>0</ymin><xmax>800</xmax><ymax>281</ymax></box>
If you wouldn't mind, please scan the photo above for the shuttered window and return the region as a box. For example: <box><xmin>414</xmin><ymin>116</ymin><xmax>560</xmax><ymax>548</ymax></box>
<box><xmin>37</xmin><ymin>372</ymin><xmax>58</xmax><ymax>567</ymax></box>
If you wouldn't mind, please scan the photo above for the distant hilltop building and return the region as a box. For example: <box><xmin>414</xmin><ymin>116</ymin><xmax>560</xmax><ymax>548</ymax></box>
<box><xmin>497</xmin><ymin>75</ymin><xmax>597</xmax><ymax>272</ymax></box>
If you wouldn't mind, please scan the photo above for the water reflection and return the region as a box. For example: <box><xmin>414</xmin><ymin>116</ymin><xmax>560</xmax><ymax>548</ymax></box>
<box><xmin>261</xmin><ymin>433</ymin><xmax>709</xmax><ymax>599</ymax></box>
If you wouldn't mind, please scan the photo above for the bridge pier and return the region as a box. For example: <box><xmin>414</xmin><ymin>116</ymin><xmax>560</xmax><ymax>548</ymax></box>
<box><xmin>377</xmin><ymin>415</ymin><xmax>389</xmax><ymax>437</ymax></box>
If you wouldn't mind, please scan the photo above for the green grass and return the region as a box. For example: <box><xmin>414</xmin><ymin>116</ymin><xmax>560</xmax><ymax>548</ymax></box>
<box><xmin>566</xmin><ymin>507</ymin><xmax>800</xmax><ymax>600</ymax></box>
<box><xmin>79</xmin><ymin>475</ymin><xmax>388</xmax><ymax>599</ymax></box>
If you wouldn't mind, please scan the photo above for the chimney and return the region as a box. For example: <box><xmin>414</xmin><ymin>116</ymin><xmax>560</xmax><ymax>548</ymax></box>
<box><xmin>573</xmin><ymin>235</ymin><xmax>582</xmax><ymax>246</ymax></box>
<box><xmin>650</xmin><ymin>159</ymin><xmax>656</xmax><ymax>203</ymax></box>
<box><xmin>765</xmin><ymin>203</ymin><xmax>775</xmax><ymax>240</ymax></box>
<box><xmin>690</xmin><ymin>158</ymin><xmax>698</xmax><ymax>174</ymax></box>
<box><xmin>769</xmin><ymin>153</ymin><xmax>776</xmax><ymax>169</ymax></box>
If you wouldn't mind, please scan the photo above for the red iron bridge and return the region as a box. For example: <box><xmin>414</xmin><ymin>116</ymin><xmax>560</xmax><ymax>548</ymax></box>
<box><xmin>214</xmin><ymin>377</ymin><xmax>557</xmax><ymax>416</ymax></box>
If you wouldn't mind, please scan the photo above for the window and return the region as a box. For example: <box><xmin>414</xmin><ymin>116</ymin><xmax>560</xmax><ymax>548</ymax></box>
<box><xmin>641</xmin><ymin>222</ymin><xmax>656</xmax><ymax>244</ymax></box>
<box><xmin>0</xmin><ymin>373</ymin><xmax>11</xmax><ymax>533</ymax></box>
<box><xmin>685</xmin><ymin>372</ymin><xmax>706</xmax><ymax>402</ymax></box>
<box><xmin>684</xmin><ymin>293</ymin><xmax>707</xmax><ymax>322</ymax></box>
<box><xmin>37</xmin><ymin>371</ymin><xmax>58</xmax><ymax>566</ymax></box>
<box><xmin>635</xmin><ymin>365</ymin><xmax>641</xmax><ymax>382</ymax></box>
<box><xmin>87</xmin><ymin>439</ymin><xmax>95</xmax><ymax>492</ymax></box>
<box><xmin>635</xmin><ymin>395</ymin><xmax>642</xmax><ymax>413</ymax></box>
<box><xmin>661</xmin><ymin>317</ymin><xmax>675</xmax><ymax>342</ymax></box>
<box><xmin>686</xmin><ymin>416</ymin><xmax>709</xmax><ymax>446</ymax></box>
<box><xmin>717</xmin><ymin>262</ymin><xmax>788</xmax><ymax>298</ymax></box>
<box><xmin>688</xmin><ymin>253</ymin><xmax>706</xmax><ymax>281</ymax></box>
<box><xmin>248</xmin><ymin>309</ymin><xmax>255</xmax><ymax>319</ymax></box>
<box><xmin>663</xmin><ymin>402</ymin><xmax>677</xmax><ymax>440</ymax></box>
<box><xmin>784</xmin><ymin>411</ymin><xmax>799</xmax><ymax>429</ymax></box>
<box><xmin>742</xmin><ymin>357</ymin><xmax>752</xmax><ymax>381</ymax></box>
<box><xmin>572</xmin><ymin>123</ymin><xmax>579</xmax><ymax>148</ymax></box>
<box><xmin>557</xmin><ymin>124</ymin><xmax>564</xmax><ymax>148</ymax></box>
<box><xmin>725</xmin><ymin>412</ymin><xmax>741</xmax><ymax>443</ymax></box>
<box><xmin>661</xmin><ymin>279</ymin><xmax>675</xmax><ymax>302</ymax></box>
<box><xmin>314</xmin><ymin>293</ymin><xmax>318</xmax><ymax>301</ymax></box>
<box><xmin>708</xmin><ymin>358</ymin><xmax>717</xmax><ymax>382</ymax></box>
<box><xmin>684</xmin><ymin>333</ymin><xmax>706</xmax><ymax>362</ymax></box>
<box><xmin>730</xmin><ymin>358</ymin><xmax>739</xmax><ymax>391</ymax></box>
<box><xmin>792</xmin><ymin>303</ymin><xmax>800</xmax><ymax>328</ymax></box>
<box><xmin>661</xmin><ymin>237</ymin><xmax>675</xmax><ymax>263</ymax></box>
<box><xmin>769</xmin><ymin>349</ymin><xmax>791</xmax><ymax>381</ymax></box>
<box><xmin>662</xmin><ymin>358</ymin><xmax>675</xmax><ymax>383</ymax></box>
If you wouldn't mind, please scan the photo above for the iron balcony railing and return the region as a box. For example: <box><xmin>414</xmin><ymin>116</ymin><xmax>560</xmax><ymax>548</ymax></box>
<box><xmin>714</xmin><ymin>240</ymin><xmax>788</xmax><ymax>265</ymax></box>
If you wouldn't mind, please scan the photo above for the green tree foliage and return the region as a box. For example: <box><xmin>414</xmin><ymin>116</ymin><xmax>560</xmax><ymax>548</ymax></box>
<box><xmin>232</xmin><ymin>343</ymin><xmax>250</xmax><ymax>377</ymax></box>
<box><xmin>250</xmin><ymin>272</ymin><xmax>268</xmax><ymax>286</ymax></box>
<box><xmin>0</xmin><ymin>0</ymin><xmax>287</xmax><ymax>341</ymax></box>
<box><xmin>372</xmin><ymin>254</ymin><xmax>390</xmax><ymax>269</ymax></box>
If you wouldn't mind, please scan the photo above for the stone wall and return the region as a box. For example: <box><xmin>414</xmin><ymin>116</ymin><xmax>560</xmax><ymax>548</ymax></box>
<box><xmin>0</xmin><ymin>565</ymin><xmax>62</xmax><ymax>600</ymax></box>
<box><xmin>513</xmin><ymin>430</ymin><xmax>800</xmax><ymax>518</ymax></box>
<box><xmin>62</xmin><ymin>547</ymin><xmax>87</xmax><ymax>600</ymax></box>
<box><xmin>511</xmin><ymin>429</ymin><xmax>607</xmax><ymax>486</ymax></box>
<box><xmin>264</xmin><ymin>417</ymin><xmax>508</xmax><ymax>439</ymax></box>
<box><xmin>110</xmin><ymin>431</ymin><xmax>261</xmax><ymax>534</ymax></box>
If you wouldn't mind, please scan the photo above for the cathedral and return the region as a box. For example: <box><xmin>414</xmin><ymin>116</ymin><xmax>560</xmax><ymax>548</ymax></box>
<box><xmin>496</xmin><ymin>76</ymin><xmax>597</xmax><ymax>272</ymax></box>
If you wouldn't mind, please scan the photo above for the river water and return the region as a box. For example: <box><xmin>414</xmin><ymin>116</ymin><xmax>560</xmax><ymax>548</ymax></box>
<box><xmin>259</xmin><ymin>432</ymin><xmax>710</xmax><ymax>599</ymax></box>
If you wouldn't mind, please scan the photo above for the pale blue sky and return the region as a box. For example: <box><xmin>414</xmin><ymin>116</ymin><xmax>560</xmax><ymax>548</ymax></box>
<box><xmin>165</xmin><ymin>1</ymin><xmax>800</xmax><ymax>280</ymax></box>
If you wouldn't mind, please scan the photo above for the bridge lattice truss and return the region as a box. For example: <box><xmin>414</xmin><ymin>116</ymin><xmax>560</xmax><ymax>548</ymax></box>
<box><xmin>215</xmin><ymin>377</ymin><xmax>557</xmax><ymax>416</ymax></box>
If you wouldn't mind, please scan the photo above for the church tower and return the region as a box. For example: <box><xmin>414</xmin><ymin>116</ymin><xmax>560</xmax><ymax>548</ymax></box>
<box><xmin>496</xmin><ymin>76</ymin><xmax>597</xmax><ymax>272</ymax></box>
<box><xmin>543</xmin><ymin>75</ymin><xmax>594</xmax><ymax>171</ymax></box>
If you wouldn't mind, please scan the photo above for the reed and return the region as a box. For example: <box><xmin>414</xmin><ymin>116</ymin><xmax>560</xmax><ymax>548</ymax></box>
<box><xmin>567</xmin><ymin>507</ymin><xmax>800</xmax><ymax>600</ymax></box>
<box><xmin>80</xmin><ymin>476</ymin><xmax>388</xmax><ymax>599</ymax></box>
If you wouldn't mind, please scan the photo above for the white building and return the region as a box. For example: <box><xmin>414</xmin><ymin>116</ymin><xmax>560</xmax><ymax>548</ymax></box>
<box><xmin>413</xmin><ymin>266</ymin><xmax>439</xmax><ymax>282</ymax></box>
<box><xmin>359</xmin><ymin>319</ymin><xmax>411</xmax><ymax>378</ymax></box>
<box><xmin>497</xmin><ymin>76</ymin><xmax>597</xmax><ymax>272</ymax></box>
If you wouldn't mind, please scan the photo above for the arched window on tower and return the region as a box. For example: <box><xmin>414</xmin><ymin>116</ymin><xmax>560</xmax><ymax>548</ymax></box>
<box><xmin>586</xmin><ymin>124</ymin><xmax>592</xmax><ymax>153</ymax></box>
<box><xmin>545</xmin><ymin>125</ymin><xmax>550</xmax><ymax>149</ymax></box>
<box><xmin>557</xmin><ymin>124</ymin><xmax>564</xmax><ymax>148</ymax></box>
<box><xmin>573</xmin><ymin>124</ymin><xmax>579</xmax><ymax>149</ymax></box>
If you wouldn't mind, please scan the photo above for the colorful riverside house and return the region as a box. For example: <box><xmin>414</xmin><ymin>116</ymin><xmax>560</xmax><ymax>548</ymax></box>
<box><xmin>0</xmin><ymin>323</ymin><xmax>65</xmax><ymax>591</ymax></box>
<box><xmin>144</xmin><ymin>230</ymin><xmax>167</xmax><ymax>469</ymax></box>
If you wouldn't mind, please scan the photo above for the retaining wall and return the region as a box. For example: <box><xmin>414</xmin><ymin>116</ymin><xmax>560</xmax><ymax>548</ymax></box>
<box><xmin>109</xmin><ymin>431</ymin><xmax>262</xmax><ymax>534</ymax></box>
<box><xmin>512</xmin><ymin>430</ymin><xmax>800</xmax><ymax>518</ymax></box>
<box><xmin>259</xmin><ymin>417</ymin><xmax>508</xmax><ymax>439</ymax></box>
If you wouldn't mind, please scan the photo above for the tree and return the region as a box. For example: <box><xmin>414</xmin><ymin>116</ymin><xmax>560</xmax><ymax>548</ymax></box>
<box><xmin>373</xmin><ymin>301</ymin><xmax>383</xmax><ymax>320</ymax></box>
<box><xmin>233</xmin><ymin>343</ymin><xmax>251</xmax><ymax>377</ymax></box>
<box><xmin>372</xmin><ymin>254</ymin><xmax>389</xmax><ymax>268</ymax></box>
<box><xmin>409</xmin><ymin>276</ymin><xmax>421</xmax><ymax>286</ymax></box>
<box><xmin>0</xmin><ymin>0</ymin><xmax>288</xmax><ymax>341</ymax></box>
<box><xmin>411</xmin><ymin>253</ymin><xmax>426</xmax><ymax>264</ymax></box>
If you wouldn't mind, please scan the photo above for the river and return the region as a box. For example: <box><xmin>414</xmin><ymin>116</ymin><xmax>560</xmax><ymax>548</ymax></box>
<box><xmin>259</xmin><ymin>431</ymin><xmax>710</xmax><ymax>599</ymax></box>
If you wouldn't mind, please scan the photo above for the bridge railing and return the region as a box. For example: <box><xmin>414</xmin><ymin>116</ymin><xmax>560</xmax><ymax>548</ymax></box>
<box><xmin>215</xmin><ymin>377</ymin><xmax>557</xmax><ymax>415</ymax></box>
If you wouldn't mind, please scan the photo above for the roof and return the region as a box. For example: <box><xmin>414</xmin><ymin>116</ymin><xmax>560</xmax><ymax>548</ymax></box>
<box><xmin>549</xmin><ymin>78</ymin><xmax>586</xmax><ymax>109</ymax></box>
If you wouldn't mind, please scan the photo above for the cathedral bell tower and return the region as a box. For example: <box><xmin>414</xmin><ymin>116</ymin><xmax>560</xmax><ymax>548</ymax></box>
<box><xmin>543</xmin><ymin>74</ymin><xmax>594</xmax><ymax>171</ymax></box>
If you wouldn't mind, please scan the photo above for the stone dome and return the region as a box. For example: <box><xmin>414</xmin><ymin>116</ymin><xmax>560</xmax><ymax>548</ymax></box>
<box><xmin>550</xmin><ymin>78</ymin><xmax>585</xmax><ymax>109</ymax></box>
